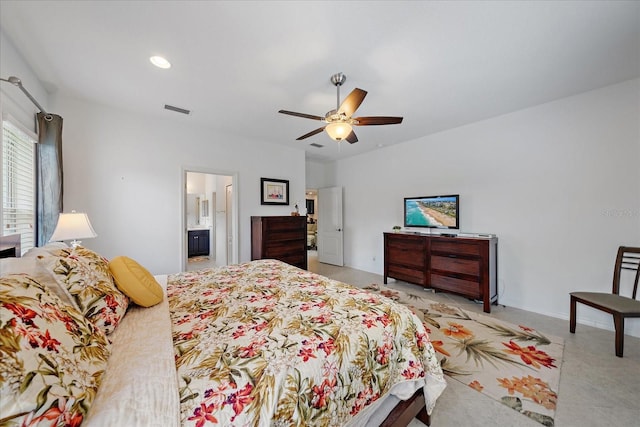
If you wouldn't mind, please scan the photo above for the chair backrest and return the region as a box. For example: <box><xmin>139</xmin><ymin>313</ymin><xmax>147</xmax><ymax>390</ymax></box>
<box><xmin>612</xmin><ymin>246</ymin><xmax>640</xmax><ymax>299</ymax></box>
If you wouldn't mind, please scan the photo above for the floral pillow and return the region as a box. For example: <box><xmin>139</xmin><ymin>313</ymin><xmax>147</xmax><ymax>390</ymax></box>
<box><xmin>22</xmin><ymin>242</ymin><xmax>70</xmax><ymax>258</ymax></box>
<box><xmin>0</xmin><ymin>274</ymin><xmax>111</xmax><ymax>426</ymax></box>
<box><xmin>0</xmin><ymin>257</ymin><xmax>78</xmax><ymax>310</ymax></box>
<box><xmin>36</xmin><ymin>246</ymin><xmax>129</xmax><ymax>335</ymax></box>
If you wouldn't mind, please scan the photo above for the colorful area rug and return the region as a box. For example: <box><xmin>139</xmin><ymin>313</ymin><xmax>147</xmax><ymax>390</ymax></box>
<box><xmin>364</xmin><ymin>285</ymin><xmax>563</xmax><ymax>427</ymax></box>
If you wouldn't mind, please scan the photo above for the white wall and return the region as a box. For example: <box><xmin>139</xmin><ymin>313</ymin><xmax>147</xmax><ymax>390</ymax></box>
<box><xmin>306</xmin><ymin>159</ymin><xmax>335</xmax><ymax>190</ymax></box>
<box><xmin>334</xmin><ymin>79</ymin><xmax>640</xmax><ymax>337</ymax></box>
<box><xmin>0</xmin><ymin>30</ymin><xmax>48</xmax><ymax>132</ymax></box>
<box><xmin>50</xmin><ymin>94</ymin><xmax>306</xmax><ymax>275</ymax></box>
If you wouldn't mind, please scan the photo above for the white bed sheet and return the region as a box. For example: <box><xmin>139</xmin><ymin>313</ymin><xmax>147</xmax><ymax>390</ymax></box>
<box><xmin>85</xmin><ymin>275</ymin><xmax>179</xmax><ymax>427</ymax></box>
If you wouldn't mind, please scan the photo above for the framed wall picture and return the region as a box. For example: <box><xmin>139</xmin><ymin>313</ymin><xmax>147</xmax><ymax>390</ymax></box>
<box><xmin>260</xmin><ymin>178</ymin><xmax>289</xmax><ymax>205</ymax></box>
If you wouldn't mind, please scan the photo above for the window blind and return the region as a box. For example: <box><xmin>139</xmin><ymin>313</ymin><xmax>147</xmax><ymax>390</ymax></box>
<box><xmin>2</xmin><ymin>119</ymin><xmax>36</xmax><ymax>254</ymax></box>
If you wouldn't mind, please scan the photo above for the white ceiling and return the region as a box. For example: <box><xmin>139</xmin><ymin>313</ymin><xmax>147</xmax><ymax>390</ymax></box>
<box><xmin>1</xmin><ymin>1</ymin><xmax>638</xmax><ymax>162</ymax></box>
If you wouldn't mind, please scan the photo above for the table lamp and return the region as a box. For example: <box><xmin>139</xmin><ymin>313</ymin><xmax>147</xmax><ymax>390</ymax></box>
<box><xmin>49</xmin><ymin>211</ymin><xmax>97</xmax><ymax>248</ymax></box>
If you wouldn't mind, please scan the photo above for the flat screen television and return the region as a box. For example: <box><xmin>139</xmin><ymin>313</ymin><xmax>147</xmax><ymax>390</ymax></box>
<box><xmin>404</xmin><ymin>195</ymin><xmax>459</xmax><ymax>229</ymax></box>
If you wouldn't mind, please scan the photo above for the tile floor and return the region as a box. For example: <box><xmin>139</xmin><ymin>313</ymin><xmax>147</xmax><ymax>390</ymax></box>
<box><xmin>186</xmin><ymin>256</ymin><xmax>219</xmax><ymax>271</ymax></box>
<box><xmin>307</xmin><ymin>251</ymin><xmax>640</xmax><ymax>427</ymax></box>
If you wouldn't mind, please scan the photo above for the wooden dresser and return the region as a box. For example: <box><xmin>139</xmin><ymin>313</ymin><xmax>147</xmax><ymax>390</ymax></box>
<box><xmin>251</xmin><ymin>216</ymin><xmax>307</xmax><ymax>270</ymax></box>
<box><xmin>384</xmin><ymin>232</ymin><xmax>498</xmax><ymax>312</ymax></box>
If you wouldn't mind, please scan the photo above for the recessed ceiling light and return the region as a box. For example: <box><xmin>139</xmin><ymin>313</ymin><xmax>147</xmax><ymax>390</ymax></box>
<box><xmin>150</xmin><ymin>56</ymin><xmax>171</xmax><ymax>69</ymax></box>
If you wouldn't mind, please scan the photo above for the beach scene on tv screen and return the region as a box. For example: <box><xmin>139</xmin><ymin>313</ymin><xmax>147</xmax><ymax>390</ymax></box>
<box><xmin>406</xmin><ymin>197</ymin><xmax>457</xmax><ymax>227</ymax></box>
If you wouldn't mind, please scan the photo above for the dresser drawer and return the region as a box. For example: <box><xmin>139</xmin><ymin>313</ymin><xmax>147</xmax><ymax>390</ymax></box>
<box><xmin>431</xmin><ymin>255</ymin><xmax>479</xmax><ymax>276</ymax></box>
<box><xmin>387</xmin><ymin>245</ymin><xmax>425</xmax><ymax>268</ymax></box>
<box><xmin>431</xmin><ymin>240</ymin><xmax>480</xmax><ymax>256</ymax></box>
<box><xmin>264</xmin><ymin>240</ymin><xmax>304</xmax><ymax>257</ymax></box>
<box><xmin>387</xmin><ymin>264</ymin><xmax>427</xmax><ymax>285</ymax></box>
<box><xmin>387</xmin><ymin>239</ymin><xmax>426</xmax><ymax>268</ymax></box>
<box><xmin>265</xmin><ymin>229</ymin><xmax>305</xmax><ymax>242</ymax></box>
<box><xmin>264</xmin><ymin>218</ymin><xmax>305</xmax><ymax>232</ymax></box>
<box><xmin>431</xmin><ymin>274</ymin><xmax>481</xmax><ymax>299</ymax></box>
<box><xmin>387</xmin><ymin>235</ymin><xmax>424</xmax><ymax>250</ymax></box>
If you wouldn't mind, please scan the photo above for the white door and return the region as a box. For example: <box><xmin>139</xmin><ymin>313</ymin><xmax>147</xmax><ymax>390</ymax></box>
<box><xmin>226</xmin><ymin>184</ymin><xmax>233</xmax><ymax>264</ymax></box>
<box><xmin>317</xmin><ymin>186</ymin><xmax>344</xmax><ymax>266</ymax></box>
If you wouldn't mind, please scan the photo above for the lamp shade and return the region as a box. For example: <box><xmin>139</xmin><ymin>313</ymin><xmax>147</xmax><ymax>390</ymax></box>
<box><xmin>49</xmin><ymin>212</ymin><xmax>97</xmax><ymax>245</ymax></box>
<box><xmin>325</xmin><ymin>122</ymin><xmax>352</xmax><ymax>141</ymax></box>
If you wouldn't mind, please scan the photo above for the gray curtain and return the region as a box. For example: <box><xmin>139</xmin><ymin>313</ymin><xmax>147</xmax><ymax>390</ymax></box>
<box><xmin>36</xmin><ymin>113</ymin><xmax>63</xmax><ymax>246</ymax></box>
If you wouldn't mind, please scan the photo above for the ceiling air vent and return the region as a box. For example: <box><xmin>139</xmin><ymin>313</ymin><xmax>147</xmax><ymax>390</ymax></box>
<box><xmin>310</xmin><ymin>143</ymin><xmax>324</xmax><ymax>148</ymax></box>
<box><xmin>164</xmin><ymin>104</ymin><xmax>191</xmax><ymax>115</ymax></box>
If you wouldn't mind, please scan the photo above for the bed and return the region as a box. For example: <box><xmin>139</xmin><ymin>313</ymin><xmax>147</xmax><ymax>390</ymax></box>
<box><xmin>0</xmin><ymin>238</ymin><xmax>446</xmax><ymax>426</ymax></box>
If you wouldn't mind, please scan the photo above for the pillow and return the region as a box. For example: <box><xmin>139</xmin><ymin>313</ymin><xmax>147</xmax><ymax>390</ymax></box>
<box><xmin>0</xmin><ymin>274</ymin><xmax>110</xmax><ymax>426</ymax></box>
<box><xmin>0</xmin><ymin>257</ymin><xmax>79</xmax><ymax>310</ymax></box>
<box><xmin>108</xmin><ymin>256</ymin><xmax>163</xmax><ymax>307</ymax></box>
<box><xmin>36</xmin><ymin>246</ymin><xmax>129</xmax><ymax>335</ymax></box>
<box><xmin>22</xmin><ymin>241</ymin><xmax>69</xmax><ymax>258</ymax></box>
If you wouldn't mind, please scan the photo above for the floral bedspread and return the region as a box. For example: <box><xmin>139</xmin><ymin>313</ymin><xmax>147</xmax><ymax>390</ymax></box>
<box><xmin>167</xmin><ymin>260</ymin><xmax>445</xmax><ymax>427</ymax></box>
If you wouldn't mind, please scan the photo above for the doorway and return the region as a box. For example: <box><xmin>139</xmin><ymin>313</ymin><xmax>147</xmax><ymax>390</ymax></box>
<box><xmin>306</xmin><ymin>189</ymin><xmax>318</xmax><ymax>266</ymax></box>
<box><xmin>182</xmin><ymin>168</ymin><xmax>238</xmax><ymax>272</ymax></box>
<box><xmin>317</xmin><ymin>186</ymin><xmax>344</xmax><ymax>266</ymax></box>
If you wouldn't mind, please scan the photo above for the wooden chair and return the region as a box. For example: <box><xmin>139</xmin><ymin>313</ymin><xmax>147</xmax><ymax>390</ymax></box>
<box><xmin>570</xmin><ymin>246</ymin><xmax>640</xmax><ymax>357</ymax></box>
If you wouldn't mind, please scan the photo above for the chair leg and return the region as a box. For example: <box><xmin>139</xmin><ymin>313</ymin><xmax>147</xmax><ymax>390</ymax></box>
<box><xmin>613</xmin><ymin>314</ymin><xmax>624</xmax><ymax>357</ymax></box>
<box><xmin>569</xmin><ymin>296</ymin><xmax>577</xmax><ymax>333</ymax></box>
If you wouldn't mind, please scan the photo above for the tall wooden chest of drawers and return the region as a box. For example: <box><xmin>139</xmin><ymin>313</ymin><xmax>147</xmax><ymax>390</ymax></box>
<box><xmin>384</xmin><ymin>232</ymin><xmax>498</xmax><ymax>312</ymax></box>
<box><xmin>251</xmin><ymin>216</ymin><xmax>307</xmax><ymax>270</ymax></box>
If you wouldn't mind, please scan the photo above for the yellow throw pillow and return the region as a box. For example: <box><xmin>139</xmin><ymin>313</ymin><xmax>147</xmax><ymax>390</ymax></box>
<box><xmin>108</xmin><ymin>256</ymin><xmax>163</xmax><ymax>307</ymax></box>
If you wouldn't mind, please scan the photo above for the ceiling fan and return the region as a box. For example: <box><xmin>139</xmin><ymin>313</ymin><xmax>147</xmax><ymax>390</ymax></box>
<box><xmin>278</xmin><ymin>73</ymin><xmax>403</xmax><ymax>144</ymax></box>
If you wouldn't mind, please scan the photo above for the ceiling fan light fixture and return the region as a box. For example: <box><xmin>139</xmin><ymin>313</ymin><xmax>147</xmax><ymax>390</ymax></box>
<box><xmin>325</xmin><ymin>122</ymin><xmax>352</xmax><ymax>141</ymax></box>
<box><xmin>279</xmin><ymin>72</ymin><xmax>403</xmax><ymax>144</ymax></box>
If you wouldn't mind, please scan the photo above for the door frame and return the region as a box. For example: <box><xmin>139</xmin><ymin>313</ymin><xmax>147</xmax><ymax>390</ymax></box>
<box><xmin>317</xmin><ymin>186</ymin><xmax>344</xmax><ymax>266</ymax></box>
<box><xmin>181</xmin><ymin>166</ymin><xmax>239</xmax><ymax>271</ymax></box>
<box><xmin>225</xmin><ymin>184</ymin><xmax>233</xmax><ymax>266</ymax></box>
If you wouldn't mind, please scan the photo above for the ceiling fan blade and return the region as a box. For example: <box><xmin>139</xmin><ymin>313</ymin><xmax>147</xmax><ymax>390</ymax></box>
<box><xmin>353</xmin><ymin>116</ymin><xmax>404</xmax><ymax>126</ymax></box>
<box><xmin>296</xmin><ymin>127</ymin><xmax>326</xmax><ymax>140</ymax></box>
<box><xmin>338</xmin><ymin>88</ymin><xmax>367</xmax><ymax>117</ymax></box>
<box><xmin>279</xmin><ymin>110</ymin><xmax>324</xmax><ymax>121</ymax></box>
<box><xmin>345</xmin><ymin>130</ymin><xmax>358</xmax><ymax>144</ymax></box>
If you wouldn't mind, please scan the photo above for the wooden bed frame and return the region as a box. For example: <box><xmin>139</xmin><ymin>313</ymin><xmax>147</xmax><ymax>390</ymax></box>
<box><xmin>381</xmin><ymin>389</ymin><xmax>431</xmax><ymax>426</ymax></box>
<box><xmin>0</xmin><ymin>234</ymin><xmax>431</xmax><ymax>426</ymax></box>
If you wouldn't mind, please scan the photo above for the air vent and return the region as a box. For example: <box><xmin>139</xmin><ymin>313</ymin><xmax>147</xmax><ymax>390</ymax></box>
<box><xmin>164</xmin><ymin>104</ymin><xmax>191</xmax><ymax>115</ymax></box>
<box><xmin>310</xmin><ymin>143</ymin><xmax>324</xmax><ymax>148</ymax></box>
